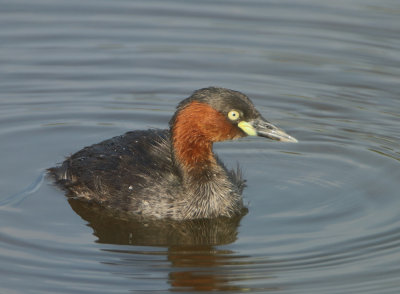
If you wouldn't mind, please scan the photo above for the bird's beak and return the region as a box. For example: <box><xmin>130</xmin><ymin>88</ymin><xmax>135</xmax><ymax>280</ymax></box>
<box><xmin>238</xmin><ymin>118</ymin><xmax>298</xmax><ymax>143</ymax></box>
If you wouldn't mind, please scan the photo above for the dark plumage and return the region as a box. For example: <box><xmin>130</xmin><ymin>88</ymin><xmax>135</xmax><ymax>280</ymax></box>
<box><xmin>49</xmin><ymin>87</ymin><xmax>297</xmax><ymax>220</ymax></box>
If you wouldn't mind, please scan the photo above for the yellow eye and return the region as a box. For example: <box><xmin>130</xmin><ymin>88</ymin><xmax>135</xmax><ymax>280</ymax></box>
<box><xmin>228</xmin><ymin>110</ymin><xmax>240</xmax><ymax>121</ymax></box>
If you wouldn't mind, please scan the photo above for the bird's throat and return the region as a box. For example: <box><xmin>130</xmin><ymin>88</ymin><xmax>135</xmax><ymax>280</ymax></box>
<box><xmin>171</xmin><ymin>103</ymin><xmax>218</xmax><ymax>175</ymax></box>
<box><xmin>172</xmin><ymin>127</ymin><xmax>215</xmax><ymax>174</ymax></box>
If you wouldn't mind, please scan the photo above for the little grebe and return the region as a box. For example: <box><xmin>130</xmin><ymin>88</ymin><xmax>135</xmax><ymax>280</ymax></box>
<box><xmin>49</xmin><ymin>87</ymin><xmax>297</xmax><ymax>220</ymax></box>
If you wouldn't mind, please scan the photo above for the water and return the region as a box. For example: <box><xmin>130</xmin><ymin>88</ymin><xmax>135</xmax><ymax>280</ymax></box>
<box><xmin>1</xmin><ymin>0</ymin><xmax>400</xmax><ymax>293</ymax></box>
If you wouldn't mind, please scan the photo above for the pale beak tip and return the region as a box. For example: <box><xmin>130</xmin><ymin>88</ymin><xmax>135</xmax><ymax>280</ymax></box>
<box><xmin>284</xmin><ymin>135</ymin><xmax>298</xmax><ymax>143</ymax></box>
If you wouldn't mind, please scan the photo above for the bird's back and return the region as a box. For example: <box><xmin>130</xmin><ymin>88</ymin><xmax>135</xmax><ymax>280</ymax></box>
<box><xmin>49</xmin><ymin>129</ymin><xmax>180</xmax><ymax>212</ymax></box>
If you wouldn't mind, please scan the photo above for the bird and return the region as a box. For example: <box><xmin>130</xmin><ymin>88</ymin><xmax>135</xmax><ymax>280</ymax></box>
<box><xmin>49</xmin><ymin>87</ymin><xmax>297</xmax><ymax>220</ymax></box>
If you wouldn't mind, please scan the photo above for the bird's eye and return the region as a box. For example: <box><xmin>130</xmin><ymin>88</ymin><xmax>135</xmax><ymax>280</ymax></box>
<box><xmin>228</xmin><ymin>110</ymin><xmax>240</xmax><ymax>121</ymax></box>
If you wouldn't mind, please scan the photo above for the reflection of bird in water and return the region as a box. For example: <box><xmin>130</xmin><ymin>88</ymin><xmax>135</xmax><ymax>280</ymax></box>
<box><xmin>69</xmin><ymin>199</ymin><xmax>253</xmax><ymax>291</ymax></box>
<box><xmin>168</xmin><ymin>246</ymin><xmax>244</xmax><ymax>292</ymax></box>
<box><xmin>50</xmin><ymin>87</ymin><xmax>297</xmax><ymax>220</ymax></box>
